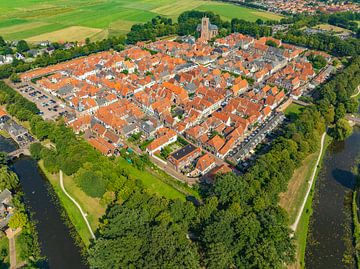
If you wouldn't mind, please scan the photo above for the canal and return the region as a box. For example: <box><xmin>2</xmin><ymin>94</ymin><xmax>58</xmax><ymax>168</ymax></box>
<box><xmin>0</xmin><ymin>135</ymin><xmax>87</xmax><ymax>269</ymax></box>
<box><xmin>305</xmin><ymin>126</ymin><xmax>360</xmax><ymax>268</ymax></box>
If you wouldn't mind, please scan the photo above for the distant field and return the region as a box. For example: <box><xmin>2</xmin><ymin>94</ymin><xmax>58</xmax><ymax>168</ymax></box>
<box><xmin>0</xmin><ymin>0</ymin><xmax>283</xmax><ymax>43</ymax></box>
<box><xmin>312</xmin><ymin>23</ymin><xmax>352</xmax><ymax>34</ymax></box>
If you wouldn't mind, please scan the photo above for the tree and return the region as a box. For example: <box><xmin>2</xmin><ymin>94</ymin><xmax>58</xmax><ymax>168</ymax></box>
<box><xmin>332</xmin><ymin>118</ymin><xmax>352</xmax><ymax>141</ymax></box>
<box><xmin>30</xmin><ymin>143</ymin><xmax>43</xmax><ymax>160</ymax></box>
<box><xmin>8</xmin><ymin>211</ymin><xmax>28</xmax><ymax>229</ymax></box>
<box><xmin>16</xmin><ymin>40</ymin><xmax>29</xmax><ymax>53</ymax></box>
<box><xmin>266</xmin><ymin>39</ymin><xmax>278</xmax><ymax>47</ymax></box>
<box><xmin>0</xmin><ymin>166</ymin><xmax>19</xmax><ymax>191</ymax></box>
<box><xmin>0</xmin><ymin>152</ymin><xmax>7</xmax><ymax>165</ymax></box>
<box><xmin>9</xmin><ymin>73</ymin><xmax>20</xmax><ymax>83</ymax></box>
<box><xmin>0</xmin><ymin>36</ymin><xmax>6</xmax><ymax>47</ymax></box>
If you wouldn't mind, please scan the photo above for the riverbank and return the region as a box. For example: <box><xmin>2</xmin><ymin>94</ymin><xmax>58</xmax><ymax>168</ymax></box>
<box><xmin>13</xmin><ymin>157</ymin><xmax>87</xmax><ymax>269</ymax></box>
<box><xmin>281</xmin><ymin>133</ymin><xmax>332</xmax><ymax>269</ymax></box>
<box><xmin>38</xmin><ymin>160</ymin><xmax>103</xmax><ymax>247</ymax></box>
<box><xmin>305</xmin><ymin>127</ymin><xmax>360</xmax><ymax>269</ymax></box>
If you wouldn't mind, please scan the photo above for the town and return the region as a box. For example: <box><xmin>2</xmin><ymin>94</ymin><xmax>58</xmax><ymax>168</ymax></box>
<box><xmin>256</xmin><ymin>0</ymin><xmax>360</xmax><ymax>14</ymax></box>
<box><xmin>15</xmin><ymin>17</ymin><xmax>334</xmax><ymax>183</ymax></box>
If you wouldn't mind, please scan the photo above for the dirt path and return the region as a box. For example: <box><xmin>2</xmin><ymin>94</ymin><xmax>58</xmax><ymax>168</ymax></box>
<box><xmin>9</xmin><ymin>236</ymin><xmax>16</xmax><ymax>269</ymax></box>
<box><xmin>350</xmin><ymin>85</ymin><xmax>360</xmax><ymax>98</ymax></box>
<box><xmin>59</xmin><ymin>170</ymin><xmax>96</xmax><ymax>240</ymax></box>
<box><xmin>290</xmin><ymin>132</ymin><xmax>326</xmax><ymax>233</ymax></box>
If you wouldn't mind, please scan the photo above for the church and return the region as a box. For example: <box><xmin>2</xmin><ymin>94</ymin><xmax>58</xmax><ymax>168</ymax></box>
<box><xmin>197</xmin><ymin>17</ymin><xmax>218</xmax><ymax>41</ymax></box>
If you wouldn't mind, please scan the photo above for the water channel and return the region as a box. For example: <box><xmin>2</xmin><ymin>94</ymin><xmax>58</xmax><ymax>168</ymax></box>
<box><xmin>305</xmin><ymin>126</ymin><xmax>360</xmax><ymax>268</ymax></box>
<box><xmin>0</xmin><ymin>135</ymin><xmax>87</xmax><ymax>269</ymax></box>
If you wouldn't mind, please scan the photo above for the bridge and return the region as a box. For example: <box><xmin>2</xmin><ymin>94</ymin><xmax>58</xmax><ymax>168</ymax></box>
<box><xmin>7</xmin><ymin>148</ymin><xmax>30</xmax><ymax>159</ymax></box>
<box><xmin>346</xmin><ymin>115</ymin><xmax>360</xmax><ymax>126</ymax></box>
<box><xmin>292</xmin><ymin>99</ymin><xmax>311</xmax><ymax>107</ymax></box>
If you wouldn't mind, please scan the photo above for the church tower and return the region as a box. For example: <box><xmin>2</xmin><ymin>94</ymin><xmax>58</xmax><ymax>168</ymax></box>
<box><xmin>200</xmin><ymin>17</ymin><xmax>210</xmax><ymax>40</ymax></box>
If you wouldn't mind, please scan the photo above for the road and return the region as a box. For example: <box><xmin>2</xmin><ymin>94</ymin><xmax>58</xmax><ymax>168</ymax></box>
<box><xmin>59</xmin><ymin>170</ymin><xmax>96</xmax><ymax>240</ymax></box>
<box><xmin>290</xmin><ymin>132</ymin><xmax>326</xmax><ymax>233</ymax></box>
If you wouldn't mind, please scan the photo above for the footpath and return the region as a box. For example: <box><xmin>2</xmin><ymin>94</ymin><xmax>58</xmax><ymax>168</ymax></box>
<box><xmin>59</xmin><ymin>170</ymin><xmax>95</xmax><ymax>240</ymax></box>
<box><xmin>290</xmin><ymin>132</ymin><xmax>326</xmax><ymax>233</ymax></box>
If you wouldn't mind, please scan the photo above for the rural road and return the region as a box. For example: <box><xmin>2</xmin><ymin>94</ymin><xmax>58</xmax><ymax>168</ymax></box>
<box><xmin>59</xmin><ymin>170</ymin><xmax>96</xmax><ymax>240</ymax></box>
<box><xmin>290</xmin><ymin>132</ymin><xmax>326</xmax><ymax>233</ymax></box>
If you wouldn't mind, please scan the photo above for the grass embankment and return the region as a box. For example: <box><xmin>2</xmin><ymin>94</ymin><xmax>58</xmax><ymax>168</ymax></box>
<box><xmin>38</xmin><ymin>156</ymin><xmax>191</xmax><ymax>246</ymax></box>
<box><xmin>117</xmin><ymin>158</ymin><xmax>189</xmax><ymax>201</ymax></box>
<box><xmin>0</xmin><ymin>236</ymin><xmax>9</xmax><ymax>269</ymax></box>
<box><xmin>14</xmin><ymin>233</ymin><xmax>25</xmax><ymax>266</ymax></box>
<box><xmin>353</xmin><ymin>191</ymin><xmax>360</xmax><ymax>268</ymax></box>
<box><xmin>280</xmin><ymin>134</ymin><xmax>332</xmax><ymax>269</ymax></box>
<box><xmin>38</xmin><ymin>160</ymin><xmax>99</xmax><ymax>246</ymax></box>
<box><xmin>284</xmin><ymin>103</ymin><xmax>304</xmax><ymax>117</ymax></box>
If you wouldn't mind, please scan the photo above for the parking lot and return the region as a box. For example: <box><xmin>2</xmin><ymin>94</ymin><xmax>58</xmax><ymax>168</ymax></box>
<box><xmin>227</xmin><ymin>112</ymin><xmax>286</xmax><ymax>163</ymax></box>
<box><xmin>15</xmin><ymin>84</ymin><xmax>70</xmax><ymax>120</ymax></box>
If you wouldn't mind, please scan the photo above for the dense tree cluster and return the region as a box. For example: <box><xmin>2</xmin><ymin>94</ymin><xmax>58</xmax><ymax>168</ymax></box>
<box><xmin>88</xmin><ymin>192</ymin><xmax>200</xmax><ymax>268</ymax></box>
<box><xmin>275</xmin><ymin>12</ymin><xmax>360</xmax><ymax>56</ymax></box>
<box><xmin>126</xmin><ymin>16</ymin><xmax>177</xmax><ymax>44</ymax></box>
<box><xmin>127</xmin><ymin>10</ymin><xmax>271</xmax><ymax>44</ymax></box>
<box><xmin>279</xmin><ymin>11</ymin><xmax>360</xmax><ymax>31</ymax></box>
<box><xmin>276</xmin><ymin>30</ymin><xmax>360</xmax><ymax>57</ymax></box>
<box><xmin>307</xmin><ymin>53</ymin><xmax>327</xmax><ymax>70</ymax></box>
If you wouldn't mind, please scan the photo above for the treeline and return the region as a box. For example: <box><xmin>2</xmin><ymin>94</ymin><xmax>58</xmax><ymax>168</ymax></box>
<box><xmin>275</xmin><ymin>30</ymin><xmax>360</xmax><ymax>56</ymax></box>
<box><xmin>0</xmin><ymin>153</ymin><xmax>43</xmax><ymax>268</ymax></box>
<box><xmin>126</xmin><ymin>11</ymin><xmax>272</xmax><ymax>44</ymax></box>
<box><xmin>275</xmin><ymin>12</ymin><xmax>360</xmax><ymax>56</ymax></box>
<box><xmin>280</xmin><ymin>11</ymin><xmax>360</xmax><ymax>32</ymax></box>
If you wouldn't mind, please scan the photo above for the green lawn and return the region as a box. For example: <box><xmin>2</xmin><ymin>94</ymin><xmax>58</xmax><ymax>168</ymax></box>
<box><xmin>0</xmin><ymin>0</ymin><xmax>283</xmax><ymax>42</ymax></box>
<box><xmin>38</xmin><ymin>160</ymin><xmax>93</xmax><ymax>246</ymax></box>
<box><xmin>117</xmin><ymin>158</ymin><xmax>187</xmax><ymax>200</ymax></box>
<box><xmin>291</xmin><ymin>135</ymin><xmax>332</xmax><ymax>269</ymax></box>
<box><xmin>37</xmin><ymin>156</ymin><xmax>188</xmax><ymax>246</ymax></box>
<box><xmin>0</xmin><ymin>236</ymin><xmax>9</xmax><ymax>269</ymax></box>
<box><xmin>285</xmin><ymin>103</ymin><xmax>304</xmax><ymax>117</ymax></box>
<box><xmin>15</xmin><ymin>233</ymin><xmax>26</xmax><ymax>265</ymax></box>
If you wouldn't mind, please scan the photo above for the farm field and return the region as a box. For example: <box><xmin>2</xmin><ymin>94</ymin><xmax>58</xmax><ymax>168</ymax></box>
<box><xmin>0</xmin><ymin>0</ymin><xmax>283</xmax><ymax>43</ymax></box>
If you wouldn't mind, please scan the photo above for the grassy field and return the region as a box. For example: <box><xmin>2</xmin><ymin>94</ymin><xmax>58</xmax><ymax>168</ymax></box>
<box><xmin>312</xmin><ymin>23</ymin><xmax>352</xmax><ymax>34</ymax></box>
<box><xmin>117</xmin><ymin>158</ymin><xmax>187</xmax><ymax>200</ymax></box>
<box><xmin>284</xmin><ymin>103</ymin><xmax>304</xmax><ymax>117</ymax></box>
<box><xmin>38</xmin><ymin>156</ymin><xmax>188</xmax><ymax>245</ymax></box>
<box><xmin>282</xmin><ymin>134</ymin><xmax>332</xmax><ymax>269</ymax></box>
<box><xmin>0</xmin><ymin>0</ymin><xmax>283</xmax><ymax>42</ymax></box>
<box><xmin>0</xmin><ymin>236</ymin><xmax>9</xmax><ymax>269</ymax></box>
<box><xmin>38</xmin><ymin>160</ymin><xmax>96</xmax><ymax>246</ymax></box>
<box><xmin>14</xmin><ymin>233</ymin><xmax>26</xmax><ymax>266</ymax></box>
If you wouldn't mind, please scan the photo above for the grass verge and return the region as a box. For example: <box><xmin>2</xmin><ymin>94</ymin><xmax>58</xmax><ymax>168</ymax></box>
<box><xmin>0</xmin><ymin>235</ymin><xmax>9</xmax><ymax>269</ymax></box>
<box><xmin>117</xmin><ymin>158</ymin><xmax>188</xmax><ymax>201</ymax></box>
<box><xmin>38</xmin><ymin>160</ymin><xmax>93</xmax><ymax>246</ymax></box>
<box><xmin>293</xmin><ymin>134</ymin><xmax>332</xmax><ymax>269</ymax></box>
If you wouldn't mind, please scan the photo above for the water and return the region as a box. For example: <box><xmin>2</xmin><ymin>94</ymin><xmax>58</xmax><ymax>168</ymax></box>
<box><xmin>0</xmin><ymin>135</ymin><xmax>87</xmax><ymax>269</ymax></box>
<box><xmin>305</xmin><ymin>127</ymin><xmax>360</xmax><ymax>268</ymax></box>
<box><xmin>0</xmin><ymin>135</ymin><xmax>18</xmax><ymax>153</ymax></box>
